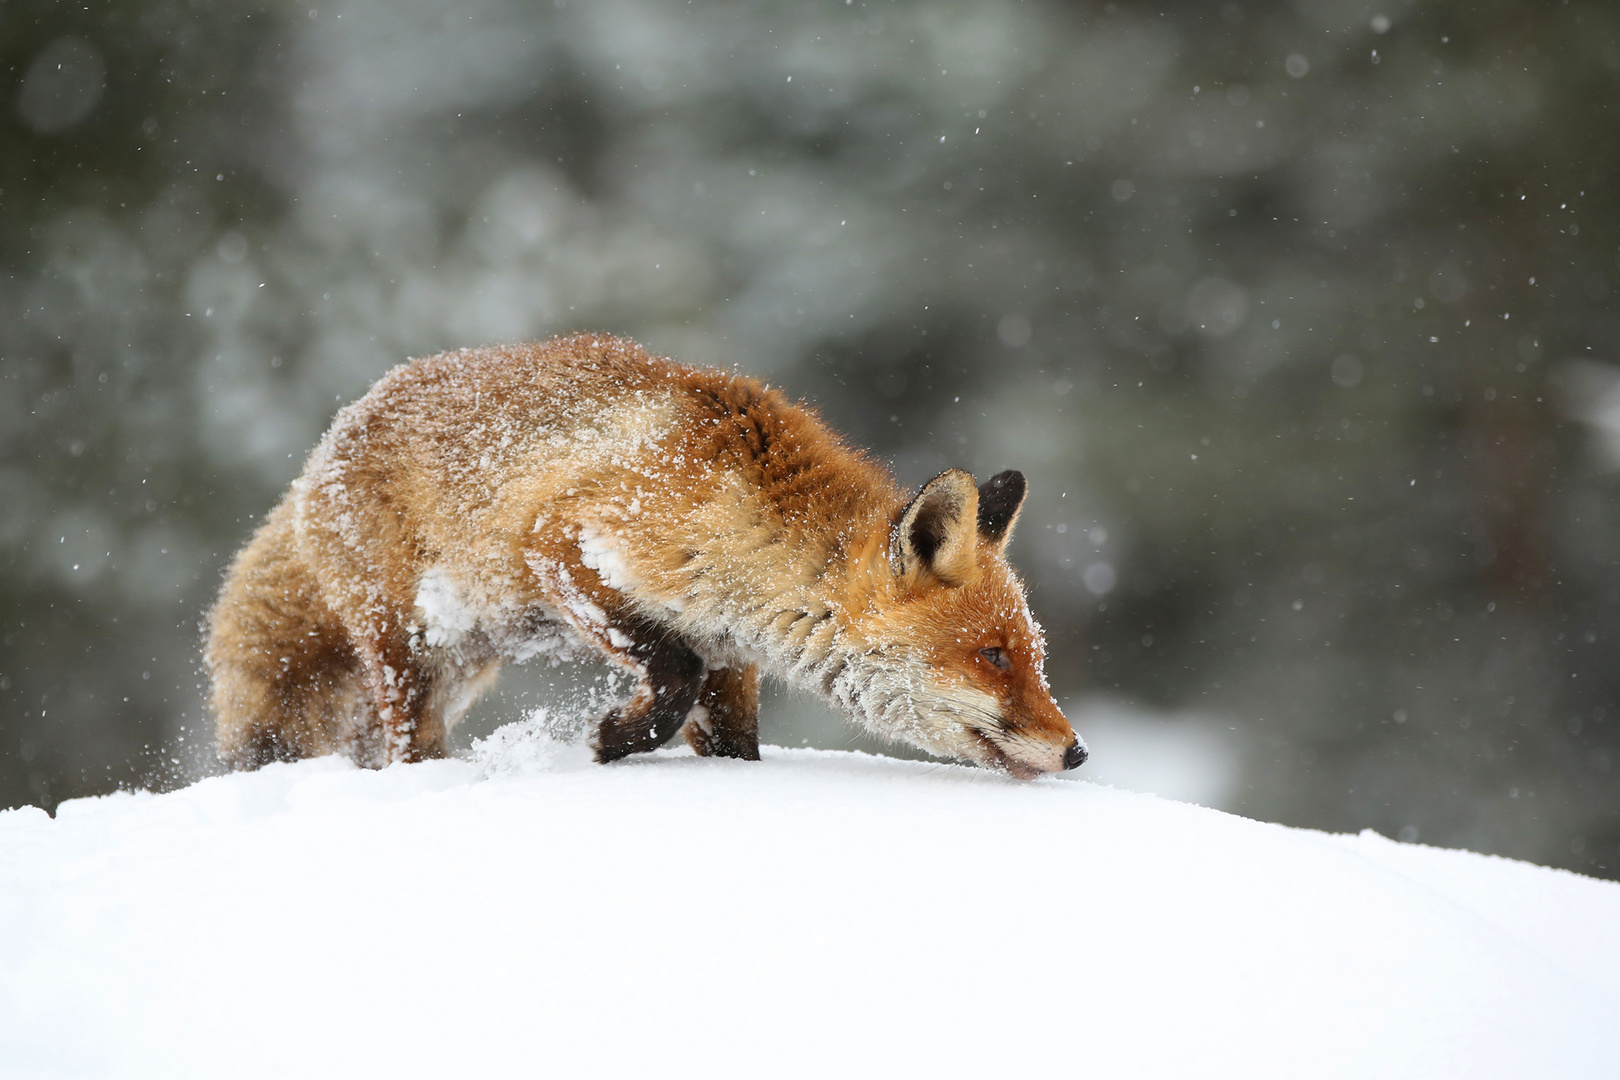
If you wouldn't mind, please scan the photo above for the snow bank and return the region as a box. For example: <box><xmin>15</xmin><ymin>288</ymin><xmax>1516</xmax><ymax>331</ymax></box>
<box><xmin>2</xmin><ymin>735</ymin><xmax>1617</xmax><ymax>1079</ymax></box>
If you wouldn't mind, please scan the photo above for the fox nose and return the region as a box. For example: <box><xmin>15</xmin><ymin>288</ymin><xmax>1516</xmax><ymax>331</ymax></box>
<box><xmin>1062</xmin><ymin>741</ymin><xmax>1088</xmax><ymax>770</ymax></box>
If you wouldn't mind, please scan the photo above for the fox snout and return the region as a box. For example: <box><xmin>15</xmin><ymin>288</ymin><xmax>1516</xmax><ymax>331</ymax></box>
<box><xmin>1063</xmin><ymin>740</ymin><xmax>1088</xmax><ymax>770</ymax></box>
<box><xmin>1000</xmin><ymin>694</ymin><xmax>1086</xmax><ymax>777</ymax></box>
<box><xmin>977</xmin><ymin>715</ymin><xmax>1087</xmax><ymax>778</ymax></box>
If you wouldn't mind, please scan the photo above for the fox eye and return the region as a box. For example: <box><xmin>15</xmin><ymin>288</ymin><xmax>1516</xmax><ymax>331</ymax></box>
<box><xmin>978</xmin><ymin>646</ymin><xmax>1011</xmax><ymax>672</ymax></box>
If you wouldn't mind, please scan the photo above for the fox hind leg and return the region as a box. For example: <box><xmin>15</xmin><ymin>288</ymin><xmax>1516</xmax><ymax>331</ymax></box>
<box><xmin>351</xmin><ymin>631</ymin><xmax>447</xmax><ymax>765</ymax></box>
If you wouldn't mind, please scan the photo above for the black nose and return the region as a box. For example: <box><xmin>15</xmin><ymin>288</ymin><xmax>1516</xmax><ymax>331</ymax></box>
<box><xmin>1062</xmin><ymin>741</ymin><xmax>1088</xmax><ymax>770</ymax></box>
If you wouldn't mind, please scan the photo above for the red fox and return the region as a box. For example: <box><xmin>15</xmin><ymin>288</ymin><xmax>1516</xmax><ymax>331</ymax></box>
<box><xmin>206</xmin><ymin>334</ymin><xmax>1086</xmax><ymax>777</ymax></box>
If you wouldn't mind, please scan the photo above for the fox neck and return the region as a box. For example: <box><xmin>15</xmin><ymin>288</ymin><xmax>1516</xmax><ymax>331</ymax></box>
<box><xmin>680</xmin><ymin>515</ymin><xmax>895</xmax><ymax>710</ymax></box>
<box><xmin>720</xmin><ymin>525</ymin><xmax>967</xmax><ymax>757</ymax></box>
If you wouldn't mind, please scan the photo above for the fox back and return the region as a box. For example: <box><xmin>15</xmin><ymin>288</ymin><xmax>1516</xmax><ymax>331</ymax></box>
<box><xmin>206</xmin><ymin>333</ymin><xmax>1085</xmax><ymax>776</ymax></box>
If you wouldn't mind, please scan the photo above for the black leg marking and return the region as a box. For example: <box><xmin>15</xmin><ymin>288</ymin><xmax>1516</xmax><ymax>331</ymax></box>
<box><xmin>593</xmin><ymin>616</ymin><xmax>706</xmax><ymax>763</ymax></box>
<box><xmin>684</xmin><ymin>664</ymin><xmax>761</xmax><ymax>761</ymax></box>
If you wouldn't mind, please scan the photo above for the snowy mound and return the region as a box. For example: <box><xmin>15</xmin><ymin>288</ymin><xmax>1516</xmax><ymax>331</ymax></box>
<box><xmin>3</xmin><ymin>734</ymin><xmax>1618</xmax><ymax>1079</ymax></box>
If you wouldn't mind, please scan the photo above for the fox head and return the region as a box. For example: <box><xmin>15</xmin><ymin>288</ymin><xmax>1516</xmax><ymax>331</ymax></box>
<box><xmin>839</xmin><ymin>469</ymin><xmax>1086</xmax><ymax>778</ymax></box>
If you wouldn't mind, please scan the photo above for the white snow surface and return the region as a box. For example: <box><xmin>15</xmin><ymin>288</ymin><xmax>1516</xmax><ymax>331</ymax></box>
<box><xmin>3</xmin><ymin>733</ymin><xmax>1617</xmax><ymax>1079</ymax></box>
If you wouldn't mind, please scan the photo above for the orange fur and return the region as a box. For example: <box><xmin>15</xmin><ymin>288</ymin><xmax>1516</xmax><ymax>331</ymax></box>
<box><xmin>206</xmin><ymin>334</ymin><xmax>1084</xmax><ymax>776</ymax></box>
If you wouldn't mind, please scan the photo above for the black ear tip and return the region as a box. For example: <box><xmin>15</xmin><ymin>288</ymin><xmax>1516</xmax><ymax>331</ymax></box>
<box><xmin>976</xmin><ymin>470</ymin><xmax>1027</xmax><ymax>543</ymax></box>
<box><xmin>984</xmin><ymin>470</ymin><xmax>1026</xmax><ymax>496</ymax></box>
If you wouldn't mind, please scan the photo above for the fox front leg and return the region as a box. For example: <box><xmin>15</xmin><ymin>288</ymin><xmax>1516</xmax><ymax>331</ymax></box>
<box><xmin>526</xmin><ymin>542</ymin><xmax>707</xmax><ymax>762</ymax></box>
<box><xmin>684</xmin><ymin>664</ymin><xmax>761</xmax><ymax>761</ymax></box>
<box><xmin>590</xmin><ymin>612</ymin><xmax>708</xmax><ymax>762</ymax></box>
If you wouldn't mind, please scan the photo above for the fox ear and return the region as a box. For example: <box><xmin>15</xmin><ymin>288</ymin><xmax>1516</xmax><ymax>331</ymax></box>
<box><xmin>891</xmin><ymin>469</ymin><xmax>980</xmax><ymax>585</ymax></box>
<box><xmin>976</xmin><ymin>470</ymin><xmax>1026</xmax><ymax>549</ymax></box>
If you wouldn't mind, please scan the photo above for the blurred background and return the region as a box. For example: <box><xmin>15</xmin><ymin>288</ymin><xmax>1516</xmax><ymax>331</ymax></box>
<box><xmin>3</xmin><ymin>0</ymin><xmax>1617</xmax><ymax>877</ymax></box>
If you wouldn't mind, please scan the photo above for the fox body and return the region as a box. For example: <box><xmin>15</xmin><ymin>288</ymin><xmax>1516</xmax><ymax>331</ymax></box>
<box><xmin>207</xmin><ymin>334</ymin><xmax>1085</xmax><ymax>777</ymax></box>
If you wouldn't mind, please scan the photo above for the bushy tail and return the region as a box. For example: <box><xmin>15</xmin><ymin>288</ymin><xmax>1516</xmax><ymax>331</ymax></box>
<box><xmin>206</xmin><ymin>501</ymin><xmax>376</xmax><ymax>768</ymax></box>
